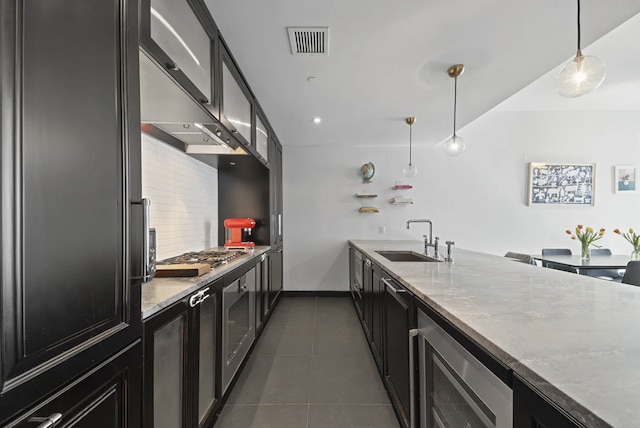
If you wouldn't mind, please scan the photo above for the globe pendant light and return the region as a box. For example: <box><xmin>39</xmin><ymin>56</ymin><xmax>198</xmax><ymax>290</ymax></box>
<box><xmin>555</xmin><ymin>0</ymin><xmax>606</xmax><ymax>97</ymax></box>
<box><xmin>403</xmin><ymin>117</ymin><xmax>418</xmax><ymax>177</ymax></box>
<box><xmin>443</xmin><ymin>64</ymin><xmax>466</xmax><ymax>157</ymax></box>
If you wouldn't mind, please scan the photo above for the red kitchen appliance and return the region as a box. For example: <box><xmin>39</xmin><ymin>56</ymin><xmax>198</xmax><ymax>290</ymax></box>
<box><xmin>224</xmin><ymin>218</ymin><xmax>256</xmax><ymax>249</ymax></box>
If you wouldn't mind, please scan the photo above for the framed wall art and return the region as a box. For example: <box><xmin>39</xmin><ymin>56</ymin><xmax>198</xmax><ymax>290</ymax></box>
<box><xmin>614</xmin><ymin>165</ymin><xmax>636</xmax><ymax>193</ymax></box>
<box><xmin>528</xmin><ymin>162</ymin><xmax>595</xmax><ymax>205</ymax></box>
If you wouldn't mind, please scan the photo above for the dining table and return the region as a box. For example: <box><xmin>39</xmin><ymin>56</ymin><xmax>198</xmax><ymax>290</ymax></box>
<box><xmin>532</xmin><ymin>254</ymin><xmax>631</xmax><ymax>276</ymax></box>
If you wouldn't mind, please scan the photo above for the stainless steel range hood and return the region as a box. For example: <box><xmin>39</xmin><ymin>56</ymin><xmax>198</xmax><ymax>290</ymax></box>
<box><xmin>139</xmin><ymin>50</ymin><xmax>246</xmax><ymax>156</ymax></box>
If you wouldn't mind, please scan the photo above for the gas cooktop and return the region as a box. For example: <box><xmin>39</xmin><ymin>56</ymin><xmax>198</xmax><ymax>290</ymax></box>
<box><xmin>159</xmin><ymin>250</ymin><xmax>245</xmax><ymax>269</ymax></box>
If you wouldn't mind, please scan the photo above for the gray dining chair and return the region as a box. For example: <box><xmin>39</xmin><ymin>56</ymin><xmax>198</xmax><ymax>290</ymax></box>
<box><xmin>541</xmin><ymin>248</ymin><xmax>572</xmax><ymax>256</ymax></box>
<box><xmin>621</xmin><ymin>261</ymin><xmax>640</xmax><ymax>286</ymax></box>
<box><xmin>540</xmin><ymin>248</ymin><xmax>576</xmax><ymax>272</ymax></box>
<box><xmin>583</xmin><ymin>248</ymin><xmax>623</xmax><ymax>281</ymax></box>
<box><xmin>590</xmin><ymin>248</ymin><xmax>612</xmax><ymax>256</ymax></box>
<box><xmin>504</xmin><ymin>252</ymin><xmax>535</xmax><ymax>265</ymax></box>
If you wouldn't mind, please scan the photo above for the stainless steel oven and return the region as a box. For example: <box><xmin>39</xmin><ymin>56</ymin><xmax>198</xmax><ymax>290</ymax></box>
<box><xmin>222</xmin><ymin>266</ymin><xmax>256</xmax><ymax>394</ymax></box>
<box><xmin>415</xmin><ymin>309</ymin><xmax>512</xmax><ymax>428</ymax></box>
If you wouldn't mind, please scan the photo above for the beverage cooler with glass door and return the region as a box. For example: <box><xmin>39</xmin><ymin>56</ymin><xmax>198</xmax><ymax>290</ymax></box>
<box><xmin>413</xmin><ymin>309</ymin><xmax>513</xmax><ymax>428</ymax></box>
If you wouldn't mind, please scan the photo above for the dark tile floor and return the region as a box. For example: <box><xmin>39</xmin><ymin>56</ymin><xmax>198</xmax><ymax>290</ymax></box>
<box><xmin>216</xmin><ymin>296</ymin><xmax>400</xmax><ymax>428</ymax></box>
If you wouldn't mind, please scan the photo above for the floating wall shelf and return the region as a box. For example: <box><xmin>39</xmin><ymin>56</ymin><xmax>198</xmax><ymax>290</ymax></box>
<box><xmin>390</xmin><ymin>197</ymin><xmax>413</xmax><ymax>205</ymax></box>
<box><xmin>392</xmin><ymin>184</ymin><xmax>413</xmax><ymax>190</ymax></box>
<box><xmin>359</xmin><ymin>207</ymin><xmax>379</xmax><ymax>213</ymax></box>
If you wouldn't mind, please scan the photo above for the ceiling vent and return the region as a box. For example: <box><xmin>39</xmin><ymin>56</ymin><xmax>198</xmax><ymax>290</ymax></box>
<box><xmin>287</xmin><ymin>27</ymin><xmax>329</xmax><ymax>55</ymax></box>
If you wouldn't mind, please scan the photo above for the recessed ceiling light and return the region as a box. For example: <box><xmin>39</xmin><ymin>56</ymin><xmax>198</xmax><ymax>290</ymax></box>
<box><xmin>312</xmin><ymin>117</ymin><xmax>322</xmax><ymax>124</ymax></box>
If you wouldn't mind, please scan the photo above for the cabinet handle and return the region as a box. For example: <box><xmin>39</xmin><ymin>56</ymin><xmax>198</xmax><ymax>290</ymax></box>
<box><xmin>29</xmin><ymin>413</ymin><xmax>63</xmax><ymax>428</ymax></box>
<box><xmin>409</xmin><ymin>329</ymin><xmax>419</xmax><ymax>428</ymax></box>
<box><xmin>134</xmin><ymin>198</ymin><xmax>153</xmax><ymax>282</ymax></box>
<box><xmin>260</xmin><ymin>254</ymin><xmax>266</xmax><ymax>262</ymax></box>
<box><xmin>166</xmin><ymin>62</ymin><xmax>179</xmax><ymax>71</ymax></box>
<box><xmin>189</xmin><ymin>287</ymin><xmax>210</xmax><ymax>307</ymax></box>
<box><xmin>382</xmin><ymin>278</ymin><xmax>405</xmax><ymax>294</ymax></box>
<box><xmin>278</xmin><ymin>214</ymin><xmax>282</xmax><ymax>236</ymax></box>
<box><xmin>365</xmin><ymin>259</ymin><xmax>372</xmax><ymax>267</ymax></box>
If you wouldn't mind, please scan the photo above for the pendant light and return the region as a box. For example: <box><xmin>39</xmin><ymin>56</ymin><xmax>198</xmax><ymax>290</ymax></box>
<box><xmin>403</xmin><ymin>117</ymin><xmax>418</xmax><ymax>177</ymax></box>
<box><xmin>443</xmin><ymin>64</ymin><xmax>466</xmax><ymax>157</ymax></box>
<box><xmin>555</xmin><ymin>0</ymin><xmax>606</xmax><ymax>97</ymax></box>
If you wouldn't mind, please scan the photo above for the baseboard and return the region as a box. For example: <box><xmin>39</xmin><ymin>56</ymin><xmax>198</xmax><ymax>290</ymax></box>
<box><xmin>282</xmin><ymin>290</ymin><xmax>351</xmax><ymax>297</ymax></box>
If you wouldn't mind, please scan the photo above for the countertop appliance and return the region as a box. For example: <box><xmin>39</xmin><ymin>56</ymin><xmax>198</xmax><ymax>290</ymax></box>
<box><xmin>224</xmin><ymin>218</ymin><xmax>256</xmax><ymax>249</ymax></box>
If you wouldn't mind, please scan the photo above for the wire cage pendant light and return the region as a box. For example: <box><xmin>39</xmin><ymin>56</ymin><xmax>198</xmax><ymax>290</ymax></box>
<box><xmin>403</xmin><ymin>117</ymin><xmax>418</xmax><ymax>177</ymax></box>
<box><xmin>555</xmin><ymin>0</ymin><xmax>606</xmax><ymax>97</ymax></box>
<box><xmin>443</xmin><ymin>64</ymin><xmax>466</xmax><ymax>157</ymax></box>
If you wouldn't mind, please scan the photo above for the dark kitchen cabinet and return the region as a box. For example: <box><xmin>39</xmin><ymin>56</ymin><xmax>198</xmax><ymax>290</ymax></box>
<box><xmin>256</xmin><ymin>252</ymin><xmax>270</xmax><ymax>332</ymax></box>
<box><xmin>269</xmin><ymin>138</ymin><xmax>283</xmax><ymax>247</ymax></box>
<box><xmin>140</xmin><ymin>0</ymin><xmax>219</xmax><ymax>116</ymax></box>
<box><xmin>270</xmin><ymin>247</ymin><xmax>284</xmax><ymax>307</ymax></box>
<box><xmin>255</xmin><ymin>109</ymin><xmax>270</xmax><ymax>164</ymax></box>
<box><xmin>370</xmin><ymin>264</ymin><xmax>384</xmax><ymax>373</ymax></box>
<box><xmin>3</xmin><ymin>341</ymin><xmax>142</xmax><ymax>428</ymax></box>
<box><xmin>220</xmin><ymin>46</ymin><xmax>254</xmax><ymax>148</ymax></box>
<box><xmin>362</xmin><ymin>256</ymin><xmax>373</xmax><ymax>340</ymax></box>
<box><xmin>513</xmin><ymin>375</ymin><xmax>583</xmax><ymax>428</ymax></box>
<box><xmin>349</xmin><ymin>247</ymin><xmax>364</xmax><ymax>320</ymax></box>
<box><xmin>383</xmin><ymin>277</ymin><xmax>415</xmax><ymax>428</ymax></box>
<box><xmin>144</xmin><ymin>281</ymin><xmax>222</xmax><ymax>428</ymax></box>
<box><xmin>361</xmin><ymin>256</ymin><xmax>384</xmax><ymax>371</ymax></box>
<box><xmin>0</xmin><ymin>0</ymin><xmax>142</xmax><ymax>423</ymax></box>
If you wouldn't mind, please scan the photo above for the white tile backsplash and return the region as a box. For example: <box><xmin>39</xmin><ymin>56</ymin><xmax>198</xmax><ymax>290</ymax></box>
<box><xmin>142</xmin><ymin>133</ymin><xmax>218</xmax><ymax>260</ymax></box>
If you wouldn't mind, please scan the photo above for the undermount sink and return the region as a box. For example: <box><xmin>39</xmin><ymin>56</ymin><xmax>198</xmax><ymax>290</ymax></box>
<box><xmin>376</xmin><ymin>251</ymin><xmax>441</xmax><ymax>262</ymax></box>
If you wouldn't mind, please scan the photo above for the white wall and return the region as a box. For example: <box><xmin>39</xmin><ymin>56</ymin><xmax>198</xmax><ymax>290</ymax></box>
<box><xmin>142</xmin><ymin>133</ymin><xmax>218</xmax><ymax>260</ymax></box>
<box><xmin>284</xmin><ymin>110</ymin><xmax>640</xmax><ymax>291</ymax></box>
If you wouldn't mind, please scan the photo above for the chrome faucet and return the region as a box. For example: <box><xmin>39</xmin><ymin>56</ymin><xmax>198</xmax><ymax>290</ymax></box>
<box><xmin>406</xmin><ymin>219</ymin><xmax>438</xmax><ymax>259</ymax></box>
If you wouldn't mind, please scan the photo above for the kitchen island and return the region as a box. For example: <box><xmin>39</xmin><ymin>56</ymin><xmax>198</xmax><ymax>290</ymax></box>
<box><xmin>350</xmin><ymin>240</ymin><xmax>640</xmax><ymax>428</ymax></box>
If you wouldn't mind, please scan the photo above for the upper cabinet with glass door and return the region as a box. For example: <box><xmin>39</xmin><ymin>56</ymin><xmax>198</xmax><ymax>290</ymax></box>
<box><xmin>255</xmin><ymin>112</ymin><xmax>269</xmax><ymax>163</ymax></box>
<box><xmin>141</xmin><ymin>0</ymin><xmax>217</xmax><ymax>116</ymax></box>
<box><xmin>221</xmin><ymin>48</ymin><xmax>253</xmax><ymax>147</ymax></box>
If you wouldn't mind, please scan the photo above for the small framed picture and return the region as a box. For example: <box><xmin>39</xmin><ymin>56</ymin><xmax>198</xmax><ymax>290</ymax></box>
<box><xmin>614</xmin><ymin>165</ymin><xmax>636</xmax><ymax>193</ymax></box>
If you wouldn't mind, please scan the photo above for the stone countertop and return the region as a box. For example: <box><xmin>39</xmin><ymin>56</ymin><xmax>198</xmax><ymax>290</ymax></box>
<box><xmin>142</xmin><ymin>246</ymin><xmax>270</xmax><ymax>319</ymax></box>
<box><xmin>350</xmin><ymin>240</ymin><xmax>640</xmax><ymax>428</ymax></box>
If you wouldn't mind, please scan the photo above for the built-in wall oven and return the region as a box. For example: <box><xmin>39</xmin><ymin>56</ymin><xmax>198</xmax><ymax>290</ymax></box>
<box><xmin>414</xmin><ymin>309</ymin><xmax>512</xmax><ymax>428</ymax></box>
<box><xmin>351</xmin><ymin>249</ymin><xmax>364</xmax><ymax>319</ymax></box>
<box><xmin>222</xmin><ymin>266</ymin><xmax>256</xmax><ymax>394</ymax></box>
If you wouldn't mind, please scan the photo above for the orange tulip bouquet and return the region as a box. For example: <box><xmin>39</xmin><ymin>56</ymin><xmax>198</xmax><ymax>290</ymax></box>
<box><xmin>613</xmin><ymin>228</ymin><xmax>640</xmax><ymax>260</ymax></box>
<box><xmin>566</xmin><ymin>225</ymin><xmax>605</xmax><ymax>260</ymax></box>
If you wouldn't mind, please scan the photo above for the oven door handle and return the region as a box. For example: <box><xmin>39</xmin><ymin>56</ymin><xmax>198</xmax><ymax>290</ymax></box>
<box><xmin>189</xmin><ymin>287</ymin><xmax>210</xmax><ymax>307</ymax></box>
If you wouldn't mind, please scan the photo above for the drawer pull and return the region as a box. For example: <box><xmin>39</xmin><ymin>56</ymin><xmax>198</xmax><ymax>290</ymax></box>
<box><xmin>382</xmin><ymin>278</ymin><xmax>405</xmax><ymax>294</ymax></box>
<box><xmin>29</xmin><ymin>413</ymin><xmax>63</xmax><ymax>428</ymax></box>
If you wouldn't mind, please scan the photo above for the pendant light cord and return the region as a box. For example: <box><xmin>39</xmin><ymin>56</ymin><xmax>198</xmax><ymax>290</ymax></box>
<box><xmin>452</xmin><ymin>77</ymin><xmax>458</xmax><ymax>138</ymax></box>
<box><xmin>409</xmin><ymin>123</ymin><xmax>413</xmax><ymax>165</ymax></box>
<box><xmin>577</xmin><ymin>0</ymin><xmax>581</xmax><ymax>51</ymax></box>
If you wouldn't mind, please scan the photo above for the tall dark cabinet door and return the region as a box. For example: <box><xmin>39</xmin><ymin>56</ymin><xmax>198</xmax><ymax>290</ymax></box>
<box><xmin>0</xmin><ymin>0</ymin><xmax>141</xmax><ymax>419</ymax></box>
<box><xmin>269</xmin><ymin>248</ymin><xmax>283</xmax><ymax>306</ymax></box>
<box><xmin>269</xmin><ymin>138</ymin><xmax>283</xmax><ymax>246</ymax></box>
<box><xmin>383</xmin><ymin>279</ymin><xmax>414</xmax><ymax>428</ymax></box>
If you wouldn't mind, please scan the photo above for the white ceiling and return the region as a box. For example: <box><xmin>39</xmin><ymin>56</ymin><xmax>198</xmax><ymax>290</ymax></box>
<box><xmin>204</xmin><ymin>0</ymin><xmax>640</xmax><ymax>147</ymax></box>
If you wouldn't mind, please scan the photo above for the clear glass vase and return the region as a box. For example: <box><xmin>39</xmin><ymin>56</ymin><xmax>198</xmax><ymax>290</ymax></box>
<box><xmin>632</xmin><ymin>247</ymin><xmax>640</xmax><ymax>261</ymax></box>
<box><xmin>580</xmin><ymin>242</ymin><xmax>591</xmax><ymax>260</ymax></box>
